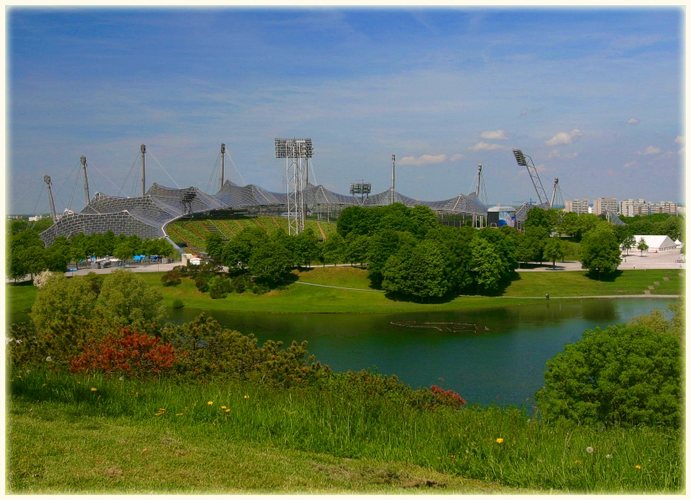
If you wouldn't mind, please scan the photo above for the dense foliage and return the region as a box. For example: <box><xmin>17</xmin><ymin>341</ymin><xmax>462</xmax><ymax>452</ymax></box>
<box><xmin>579</xmin><ymin>226</ymin><xmax>622</xmax><ymax>278</ymax></box>
<box><xmin>6</xmin><ymin>218</ymin><xmax>176</xmax><ymax>281</ymax></box>
<box><xmin>537</xmin><ymin>305</ymin><xmax>683</xmax><ymax>427</ymax></box>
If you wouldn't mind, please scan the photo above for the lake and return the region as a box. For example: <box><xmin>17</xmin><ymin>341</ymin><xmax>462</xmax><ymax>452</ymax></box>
<box><xmin>171</xmin><ymin>298</ymin><xmax>675</xmax><ymax>408</ymax></box>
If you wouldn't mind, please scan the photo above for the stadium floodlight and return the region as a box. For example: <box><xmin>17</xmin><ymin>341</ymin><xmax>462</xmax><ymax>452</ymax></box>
<box><xmin>275</xmin><ymin>138</ymin><xmax>313</xmax><ymax>158</ymax></box>
<box><xmin>512</xmin><ymin>149</ymin><xmax>528</xmax><ymax>166</ymax></box>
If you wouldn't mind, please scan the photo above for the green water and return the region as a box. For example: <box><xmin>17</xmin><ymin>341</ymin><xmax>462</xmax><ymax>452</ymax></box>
<box><xmin>173</xmin><ymin>298</ymin><xmax>675</xmax><ymax>407</ymax></box>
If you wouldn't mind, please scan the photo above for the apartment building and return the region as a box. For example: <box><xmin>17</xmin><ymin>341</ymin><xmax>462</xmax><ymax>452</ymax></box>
<box><xmin>564</xmin><ymin>199</ymin><xmax>590</xmax><ymax>214</ymax></box>
<box><xmin>593</xmin><ymin>197</ymin><xmax>618</xmax><ymax>216</ymax></box>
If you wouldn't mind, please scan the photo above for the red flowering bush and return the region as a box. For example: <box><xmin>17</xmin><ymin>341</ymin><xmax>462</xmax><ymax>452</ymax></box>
<box><xmin>69</xmin><ymin>328</ymin><xmax>176</xmax><ymax>377</ymax></box>
<box><xmin>430</xmin><ymin>385</ymin><xmax>467</xmax><ymax>408</ymax></box>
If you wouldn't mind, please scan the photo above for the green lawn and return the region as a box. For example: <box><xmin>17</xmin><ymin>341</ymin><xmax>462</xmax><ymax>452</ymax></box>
<box><xmin>6</xmin><ymin>267</ymin><xmax>683</xmax><ymax>322</ymax></box>
<box><xmin>8</xmin><ymin>371</ymin><xmax>681</xmax><ymax>494</ymax></box>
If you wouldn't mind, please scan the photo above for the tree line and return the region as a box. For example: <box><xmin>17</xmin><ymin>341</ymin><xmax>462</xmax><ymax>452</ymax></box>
<box><xmin>7</xmin><ymin>219</ymin><xmax>176</xmax><ymax>281</ymax></box>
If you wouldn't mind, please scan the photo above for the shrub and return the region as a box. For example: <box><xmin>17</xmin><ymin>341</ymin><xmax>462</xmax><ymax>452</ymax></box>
<box><xmin>537</xmin><ymin>320</ymin><xmax>681</xmax><ymax>427</ymax></box>
<box><xmin>208</xmin><ymin>276</ymin><xmax>231</xmax><ymax>299</ymax></box>
<box><xmin>69</xmin><ymin>328</ymin><xmax>176</xmax><ymax>378</ymax></box>
<box><xmin>172</xmin><ymin>298</ymin><xmax>184</xmax><ymax>310</ymax></box>
<box><xmin>160</xmin><ymin>268</ymin><xmax>182</xmax><ymax>286</ymax></box>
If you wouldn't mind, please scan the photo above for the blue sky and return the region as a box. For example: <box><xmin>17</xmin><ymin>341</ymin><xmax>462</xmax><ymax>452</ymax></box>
<box><xmin>5</xmin><ymin>7</ymin><xmax>685</xmax><ymax>214</ymax></box>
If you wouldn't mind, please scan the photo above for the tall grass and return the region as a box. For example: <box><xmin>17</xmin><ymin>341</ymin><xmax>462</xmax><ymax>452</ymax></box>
<box><xmin>9</xmin><ymin>369</ymin><xmax>683</xmax><ymax>493</ymax></box>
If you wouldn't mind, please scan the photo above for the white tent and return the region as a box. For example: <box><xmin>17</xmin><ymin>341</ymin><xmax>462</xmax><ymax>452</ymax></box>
<box><xmin>674</xmin><ymin>239</ymin><xmax>683</xmax><ymax>248</ymax></box>
<box><xmin>633</xmin><ymin>235</ymin><xmax>676</xmax><ymax>252</ymax></box>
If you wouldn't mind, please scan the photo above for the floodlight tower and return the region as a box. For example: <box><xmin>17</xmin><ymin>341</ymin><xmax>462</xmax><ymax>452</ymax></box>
<box><xmin>390</xmin><ymin>154</ymin><xmax>396</xmax><ymax>205</ymax></box>
<box><xmin>80</xmin><ymin>155</ymin><xmax>91</xmax><ymax>206</ymax></box>
<box><xmin>43</xmin><ymin>175</ymin><xmax>57</xmax><ymax>222</ymax></box>
<box><xmin>220</xmin><ymin>143</ymin><xmax>226</xmax><ymax>189</ymax></box>
<box><xmin>140</xmin><ymin>144</ymin><xmax>147</xmax><ymax>196</ymax></box>
<box><xmin>275</xmin><ymin>138</ymin><xmax>313</xmax><ymax>235</ymax></box>
<box><xmin>512</xmin><ymin>149</ymin><xmax>550</xmax><ymax>207</ymax></box>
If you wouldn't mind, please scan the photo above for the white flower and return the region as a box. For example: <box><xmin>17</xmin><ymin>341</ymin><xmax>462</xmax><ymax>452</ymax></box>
<box><xmin>605</xmin><ymin>454</ymin><xmax>613</xmax><ymax>459</ymax></box>
<box><xmin>586</xmin><ymin>446</ymin><xmax>594</xmax><ymax>454</ymax></box>
<box><xmin>45</xmin><ymin>356</ymin><xmax>52</xmax><ymax>362</ymax></box>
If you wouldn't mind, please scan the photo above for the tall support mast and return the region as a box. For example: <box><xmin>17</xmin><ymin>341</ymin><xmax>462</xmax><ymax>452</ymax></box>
<box><xmin>80</xmin><ymin>155</ymin><xmax>91</xmax><ymax>206</ymax></box>
<box><xmin>220</xmin><ymin>143</ymin><xmax>226</xmax><ymax>189</ymax></box>
<box><xmin>390</xmin><ymin>154</ymin><xmax>396</xmax><ymax>205</ymax></box>
<box><xmin>475</xmin><ymin>164</ymin><xmax>483</xmax><ymax>198</ymax></box>
<box><xmin>275</xmin><ymin>138</ymin><xmax>312</xmax><ymax>235</ymax></box>
<box><xmin>512</xmin><ymin>149</ymin><xmax>549</xmax><ymax>207</ymax></box>
<box><xmin>43</xmin><ymin>175</ymin><xmax>57</xmax><ymax>222</ymax></box>
<box><xmin>550</xmin><ymin>178</ymin><xmax>559</xmax><ymax>209</ymax></box>
<box><xmin>140</xmin><ymin>144</ymin><xmax>147</xmax><ymax>196</ymax></box>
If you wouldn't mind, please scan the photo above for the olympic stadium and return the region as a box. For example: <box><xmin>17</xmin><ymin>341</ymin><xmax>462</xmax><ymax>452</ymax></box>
<box><xmin>39</xmin><ymin>143</ymin><xmax>491</xmax><ymax>247</ymax></box>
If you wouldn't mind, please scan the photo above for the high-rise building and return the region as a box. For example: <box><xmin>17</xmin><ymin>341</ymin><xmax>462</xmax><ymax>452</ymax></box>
<box><xmin>564</xmin><ymin>199</ymin><xmax>590</xmax><ymax>214</ymax></box>
<box><xmin>620</xmin><ymin>199</ymin><xmax>649</xmax><ymax>217</ymax></box>
<box><xmin>593</xmin><ymin>197</ymin><xmax>618</xmax><ymax>215</ymax></box>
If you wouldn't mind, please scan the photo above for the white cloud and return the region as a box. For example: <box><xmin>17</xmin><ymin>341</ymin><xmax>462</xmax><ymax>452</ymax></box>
<box><xmin>545</xmin><ymin>129</ymin><xmax>583</xmax><ymax>146</ymax></box>
<box><xmin>627</xmin><ymin>118</ymin><xmax>640</xmax><ymax>125</ymax></box>
<box><xmin>546</xmin><ymin>150</ymin><xmax>578</xmax><ymax>160</ymax></box>
<box><xmin>480</xmin><ymin>129</ymin><xmax>507</xmax><ymax>140</ymax></box>
<box><xmin>675</xmin><ymin>136</ymin><xmax>684</xmax><ymax>145</ymax></box>
<box><xmin>469</xmin><ymin>142</ymin><xmax>504</xmax><ymax>152</ymax></box>
<box><xmin>398</xmin><ymin>153</ymin><xmax>461</xmax><ymax>166</ymax></box>
<box><xmin>639</xmin><ymin>145</ymin><xmax>661</xmax><ymax>155</ymax></box>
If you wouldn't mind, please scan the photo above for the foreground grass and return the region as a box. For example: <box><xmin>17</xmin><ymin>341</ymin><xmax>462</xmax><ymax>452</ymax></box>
<box><xmin>6</xmin><ymin>267</ymin><xmax>683</xmax><ymax>321</ymax></box>
<box><xmin>8</xmin><ymin>370</ymin><xmax>682</xmax><ymax>493</ymax></box>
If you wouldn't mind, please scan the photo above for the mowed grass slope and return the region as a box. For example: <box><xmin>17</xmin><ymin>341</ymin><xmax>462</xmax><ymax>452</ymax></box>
<box><xmin>6</xmin><ymin>267</ymin><xmax>683</xmax><ymax>322</ymax></box>
<box><xmin>165</xmin><ymin>216</ymin><xmax>338</xmax><ymax>251</ymax></box>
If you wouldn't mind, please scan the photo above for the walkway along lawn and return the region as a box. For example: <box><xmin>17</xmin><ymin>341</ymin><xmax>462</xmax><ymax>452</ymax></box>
<box><xmin>139</xmin><ymin>267</ymin><xmax>683</xmax><ymax>315</ymax></box>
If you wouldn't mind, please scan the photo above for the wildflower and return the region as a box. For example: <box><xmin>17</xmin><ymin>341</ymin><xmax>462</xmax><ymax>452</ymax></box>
<box><xmin>45</xmin><ymin>356</ymin><xmax>52</xmax><ymax>362</ymax></box>
<box><xmin>207</xmin><ymin>401</ymin><xmax>213</xmax><ymax>405</ymax></box>
<box><xmin>155</xmin><ymin>408</ymin><xmax>166</xmax><ymax>417</ymax></box>
<box><xmin>221</xmin><ymin>405</ymin><xmax>227</xmax><ymax>410</ymax></box>
<box><xmin>495</xmin><ymin>438</ymin><xmax>504</xmax><ymax>444</ymax></box>
<box><xmin>605</xmin><ymin>454</ymin><xmax>613</xmax><ymax>459</ymax></box>
<box><xmin>635</xmin><ymin>464</ymin><xmax>642</xmax><ymax>470</ymax></box>
<box><xmin>586</xmin><ymin>446</ymin><xmax>594</xmax><ymax>454</ymax></box>
<box><xmin>243</xmin><ymin>394</ymin><xmax>250</xmax><ymax>400</ymax></box>
<box><xmin>224</xmin><ymin>408</ymin><xmax>231</xmax><ymax>413</ymax></box>
<box><xmin>90</xmin><ymin>387</ymin><xmax>97</xmax><ymax>392</ymax></box>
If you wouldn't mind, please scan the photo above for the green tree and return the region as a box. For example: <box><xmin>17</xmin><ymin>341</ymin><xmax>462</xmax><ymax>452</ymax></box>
<box><xmin>30</xmin><ymin>273</ymin><xmax>100</xmax><ymax>364</ymax></box>
<box><xmin>621</xmin><ymin>234</ymin><xmax>636</xmax><ymax>256</ymax></box>
<box><xmin>579</xmin><ymin>226</ymin><xmax>621</xmax><ymax>278</ymax></box>
<box><xmin>93</xmin><ymin>270</ymin><xmax>166</xmax><ymax>330</ymax></box>
<box><xmin>382</xmin><ymin>240</ymin><xmax>450</xmax><ymax>300</ymax></box>
<box><xmin>543</xmin><ymin>238</ymin><xmax>565</xmax><ymax>269</ymax></box>
<box><xmin>537</xmin><ymin>316</ymin><xmax>682</xmax><ymax>427</ymax></box>
<box><xmin>343</xmin><ymin>233</ymin><xmax>369</xmax><ymax>266</ymax></box>
<box><xmin>367</xmin><ymin>229</ymin><xmax>416</xmax><ymax>289</ymax></box>
<box><xmin>293</xmin><ymin>227</ymin><xmax>320</xmax><ymax>268</ymax></box>
<box><xmin>248</xmin><ymin>240</ymin><xmax>293</xmax><ymax>287</ymax></box>
<box><xmin>223</xmin><ymin>227</ymin><xmax>268</xmax><ymax>270</ymax></box>
<box><xmin>206</xmin><ymin>233</ymin><xmax>225</xmax><ymax>262</ymax></box>
<box><xmin>637</xmin><ymin>238</ymin><xmax>649</xmax><ymax>256</ymax></box>
<box><xmin>470</xmin><ymin>237</ymin><xmax>505</xmax><ymax>293</ymax></box>
<box><xmin>320</xmin><ymin>233</ymin><xmax>345</xmax><ymax>264</ymax></box>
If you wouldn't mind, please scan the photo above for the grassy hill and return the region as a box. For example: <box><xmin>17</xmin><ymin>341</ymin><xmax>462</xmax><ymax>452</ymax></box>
<box><xmin>165</xmin><ymin>216</ymin><xmax>338</xmax><ymax>251</ymax></box>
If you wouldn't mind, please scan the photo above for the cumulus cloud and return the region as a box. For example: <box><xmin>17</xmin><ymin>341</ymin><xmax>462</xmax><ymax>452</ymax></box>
<box><xmin>545</xmin><ymin>129</ymin><xmax>583</xmax><ymax>146</ymax></box>
<box><xmin>546</xmin><ymin>150</ymin><xmax>579</xmax><ymax>160</ymax></box>
<box><xmin>480</xmin><ymin>129</ymin><xmax>507</xmax><ymax>140</ymax></box>
<box><xmin>627</xmin><ymin>117</ymin><xmax>640</xmax><ymax>125</ymax></box>
<box><xmin>398</xmin><ymin>153</ymin><xmax>463</xmax><ymax>166</ymax></box>
<box><xmin>639</xmin><ymin>145</ymin><xmax>661</xmax><ymax>155</ymax></box>
<box><xmin>469</xmin><ymin>142</ymin><xmax>504</xmax><ymax>152</ymax></box>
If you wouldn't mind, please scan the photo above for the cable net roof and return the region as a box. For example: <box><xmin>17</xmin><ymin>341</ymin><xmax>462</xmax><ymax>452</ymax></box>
<box><xmin>42</xmin><ymin>181</ymin><xmax>489</xmax><ymax>245</ymax></box>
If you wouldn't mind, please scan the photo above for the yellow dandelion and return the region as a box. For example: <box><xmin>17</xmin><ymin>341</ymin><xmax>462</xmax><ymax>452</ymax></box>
<box><xmin>495</xmin><ymin>438</ymin><xmax>504</xmax><ymax>444</ymax></box>
<box><xmin>175</xmin><ymin>412</ymin><xmax>184</xmax><ymax>416</ymax></box>
<box><xmin>90</xmin><ymin>387</ymin><xmax>97</xmax><ymax>392</ymax></box>
<box><xmin>207</xmin><ymin>401</ymin><xmax>214</xmax><ymax>405</ymax></box>
<box><xmin>243</xmin><ymin>394</ymin><xmax>250</xmax><ymax>400</ymax></box>
<box><xmin>635</xmin><ymin>464</ymin><xmax>642</xmax><ymax>470</ymax></box>
<box><xmin>224</xmin><ymin>408</ymin><xmax>231</xmax><ymax>413</ymax></box>
<box><xmin>221</xmin><ymin>405</ymin><xmax>227</xmax><ymax>410</ymax></box>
